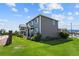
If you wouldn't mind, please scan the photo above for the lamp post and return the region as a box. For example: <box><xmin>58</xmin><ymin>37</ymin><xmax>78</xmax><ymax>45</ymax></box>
<box><xmin>71</xmin><ymin>23</ymin><xmax>73</xmax><ymax>37</ymax></box>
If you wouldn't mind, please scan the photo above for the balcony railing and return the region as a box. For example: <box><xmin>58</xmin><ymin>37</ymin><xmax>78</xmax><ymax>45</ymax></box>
<box><xmin>26</xmin><ymin>25</ymin><xmax>34</xmax><ymax>29</ymax></box>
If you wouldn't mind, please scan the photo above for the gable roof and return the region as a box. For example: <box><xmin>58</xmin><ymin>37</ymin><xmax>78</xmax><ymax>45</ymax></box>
<box><xmin>19</xmin><ymin>24</ymin><xmax>26</xmax><ymax>28</ymax></box>
<box><xmin>26</xmin><ymin>14</ymin><xmax>58</xmax><ymax>24</ymax></box>
<box><xmin>39</xmin><ymin>14</ymin><xmax>58</xmax><ymax>22</ymax></box>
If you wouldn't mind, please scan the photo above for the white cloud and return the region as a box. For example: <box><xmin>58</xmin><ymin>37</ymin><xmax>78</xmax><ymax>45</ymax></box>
<box><xmin>24</xmin><ymin>8</ymin><xmax>29</xmax><ymax>13</ymax></box>
<box><xmin>0</xmin><ymin>19</ymin><xmax>9</xmax><ymax>30</ymax></box>
<box><xmin>52</xmin><ymin>14</ymin><xmax>65</xmax><ymax>21</ymax></box>
<box><xmin>39</xmin><ymin>3</ymin><xmax>45</xmax><ymax>10</ymax></box>
<box><xmin>0</xmin><ymin>18</ymin><xmax>19</xmax><ymax>31</ymax></box>
<box><xmin>27</xmin><ymin>16</ymin><xmax>30</xmax><ymax>18</ymax></box>
<box><xmin>48</xmin><ymin>3</ymin><xmax>63</xmax><ymax>11</ymax></box>
<box><xmin>75</xmin><ymin>4</ymin><xmax>79</xmax><ymax>8</ymax></box>
<box><xmin>39</xmin><ymin>3</ymin><xmax>64</xmax><ymax>14</ymax></box>
<box><xmin>6</xmin><ymin>3</ymin><xmax>18</xmax><ymax>12</ymax></box>
<box><xmin>43</xmin><ymin>10</ymin><xmax>51</xmax><ymax>14</ymax></box>
<box><xmin>14</xmin><ymin>14</ymin><xmax>23</xmax><ymax>17</ymax></box>
<box><xmin>67</xmin><ymin>16</ymin><xmax>74</xmax><ymax>20</ymax></box>
<box><xmin>68</xmin><ymin>12</ymin><xmax>72</xmax><ymax>15</ymax></box>
<box><xmin>0</xmin><ymin>19</ymin><xmax>8</xmax><ymax>23</ymax></box>
<box><xmin>75</xmin><ymin>11</ymin><xmax>79</xmax><ymax>15</ymax></box>
<box><xmin>51</xmin><ymin>14</ymin><xmax>74</xmax><ymax>24</ymax></box>
<box><xmin>12</xmin><ymin>8</ymin><xmax>18</xmax><ymax>12</ymax></box>
<box><xmin>6</xmin><ymin>3</ymin><xmax>16</xmax><ymax>7</ymax></box>
<box><xmin>52</xmin><ymin>14</ymin><xmax>65</xmax><ymax>28</ymax></box>
<box><xmin>0</xmin><ymin>23</ymin><xmax>5</xmax><ymax>25</ymax></box>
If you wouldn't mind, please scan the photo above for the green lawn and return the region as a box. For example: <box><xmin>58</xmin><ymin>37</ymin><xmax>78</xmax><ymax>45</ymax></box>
<box><xmin>0</xmin><ymin>36</ymin><xmax>79</xmax><ymax>56</ymax></box>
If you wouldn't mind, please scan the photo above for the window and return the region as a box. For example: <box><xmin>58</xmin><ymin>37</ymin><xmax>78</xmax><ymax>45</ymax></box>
<box><xmin>35</xmin><ymin>28</ymin><xmax>38</xmax><ymax>33</ymax></box>
<box><xmin>31</xmin><ymin>21</ymin><xmax>33</xmax><ymax>25</ymax></box>
<box><xmin>28</xmin><ymin>24</ymin><xmax>30</xmax><ymax>28</ymax></box>
<box><xmin>37</xmin><ymin>18</ymin><xmax>39</xmax><ymax>23</ymax></box>
<box><xmin>35</xmin><ymin>18</ymin><xmax>37</xmax><ymax>23</ymax></box>
<box><xmin>21</xmin><ymin>27</ymin><xmax>26</xmax><ymax>30</ymax></box>
<box><xmin>34</xmin><ymin>18</ymin><xmax>39</xmax><ymax>23</ymax></box>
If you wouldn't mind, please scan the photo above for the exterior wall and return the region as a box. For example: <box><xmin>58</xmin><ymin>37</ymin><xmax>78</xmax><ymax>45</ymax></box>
<box><xmin>19</xmin><ymin>25</ymin><xmax>27</xmax><ymax>36</ymax></box>
<box><xmin>19</xmin><ymin>15</ymin><xmax>58</xmax><ymax>39</ymax></box>
<box><xmin>26</xmin><ymin>16</ymin><xmax>41</xmax><ymax>37</ymax></box>
<box><xmin>32</xmin><ymin>16</ymin><xmax>40</xmax><ymax>34</ymax></box>
<box><xmin>41</xmin><ymin>16</ymin><xmax>58</xmax><ymax>38</ymax></box>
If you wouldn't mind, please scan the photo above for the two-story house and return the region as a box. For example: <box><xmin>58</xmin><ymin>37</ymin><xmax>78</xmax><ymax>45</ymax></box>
<box><xmin>19</xmin><ymin>24</ymin><xmax>27</xmax><ymax>36</ymax></box>
<box><xmin>19</xmin><ymin>14</ymin><xmax>58</xmax><ymax>38</ymax></box>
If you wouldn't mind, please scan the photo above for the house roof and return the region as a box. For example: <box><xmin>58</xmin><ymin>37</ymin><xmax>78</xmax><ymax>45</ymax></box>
<box><xmin>19</xmin><ymin>24</ymin><xmax>26</xmax><ymax>28</ymax></box>
<box><xmin>38</xmin><ymin>14</ymin><xmax>58</xmax><ymax>22</ymax></box>
<box><xmin>26</xmin><ymin>14</ymin><xmax>58</xmax><ymax>25</ymax></box>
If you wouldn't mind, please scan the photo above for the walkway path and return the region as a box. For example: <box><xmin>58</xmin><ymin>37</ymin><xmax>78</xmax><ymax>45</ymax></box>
<box><xmin>0</xmin><ymin>35</ymin><xmax>9</xmax><ymax>45</ymax></box>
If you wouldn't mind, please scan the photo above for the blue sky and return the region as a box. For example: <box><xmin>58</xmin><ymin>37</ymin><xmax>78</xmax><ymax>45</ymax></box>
<box><xmin>0</xmin><ymin>3</ymin><xmax>79</xmax><ymax>31</ymax></box>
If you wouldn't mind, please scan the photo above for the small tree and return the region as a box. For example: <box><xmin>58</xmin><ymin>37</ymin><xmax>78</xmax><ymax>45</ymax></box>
<box><xmin>13</xmin><ymin>31</ymin><xmax>19</xmax><ymax>35</ymax></box>
<box><xmin>1</xmin><ymin>29</ymin><xmax>8</xmax><ymax>35</ymax></box>
<box><xmin>13</xmin><ymin>30</ymin><xmax>23</xmax><ymax>38</ymax></box>
<box><xmin>59</xmin><ymin>32</ymin><xmax>69</xmax><ymax>39</ymax></box>
<box><xmin>17</xmin><ymin>34</ymin><xmax>23</xmax><ymax>38</ymax></box>
<box><xmin>31</xmin><ymin>33</ymin><xmax>42</xmax><ymax>41</ymax></box>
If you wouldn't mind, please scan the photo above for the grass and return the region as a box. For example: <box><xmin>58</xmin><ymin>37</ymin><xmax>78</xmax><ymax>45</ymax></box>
<box><xmin>0</xmin><ymin>36</ymin><xmax>79</xmax><ymax>56</ymax></box>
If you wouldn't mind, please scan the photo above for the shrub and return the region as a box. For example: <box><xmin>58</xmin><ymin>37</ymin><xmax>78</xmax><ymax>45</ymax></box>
<box><xmin>31</xmin><ymin>33</ymin><xmax>42</xmax><ymax>41</ymax></box>
<box><xmin>13</xmin><ymin>31</ymin><xmax>19</xmax><ymax>36</ymax></box>
<box><xmin>27</xmin><ymin>37</ymin><xmax>31</xmax><ymax>40</ymax></box>
<box><xmin>13</xmin><ymin>33</ymin><xmax>23</xmax><ymax>38</ymax></box>
<box><xmin>59</xmin><ymin>32</ymin><xmax>69</xmax><ymax>39</ymax></box>
<box><xmin>44</xmin><ymin>36</ymin><xmax>53</xmax><ymax>41</ymax></box>
<box><xmin>17</xmin><ymin>34</ymin><xmax>23</xmax><ymax>38</ymax></box>
<box><xmin>2</xmin><ymin>32</ymin><xmax>8</xmax><ymax>35</ymax></box>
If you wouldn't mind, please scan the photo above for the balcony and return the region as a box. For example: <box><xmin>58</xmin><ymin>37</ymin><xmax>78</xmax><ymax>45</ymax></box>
<box><xmin>26</xmin><ymin>25</ymin><xmax>34</xmax><ymax>29</ymax></box>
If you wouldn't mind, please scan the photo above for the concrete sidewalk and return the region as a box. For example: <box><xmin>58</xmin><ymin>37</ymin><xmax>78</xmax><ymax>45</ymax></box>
<box><xmin>0</xmin><ymin>35</ymin><xmax>9</xmax><ymax>45</ymax></box>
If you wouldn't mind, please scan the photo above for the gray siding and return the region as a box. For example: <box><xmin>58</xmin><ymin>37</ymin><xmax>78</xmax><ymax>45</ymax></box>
<box><xmin>26</xmin><ymin>16</ymin><xmax>41</xmax><ymax>37</ymax></box>
<box><xmin>41</xmin><ymin>16</ymin><xmax>58</xmax><ymax>38</ymax></box>
<box><xmin>20</xmin><ymin>15</ymin><xmax>58</xmax><ymax>39</ymax></box>
<box><xmin>31</xmin><ymin>16</ymin><xmax>40</xmax><ymax>34</ymax></box>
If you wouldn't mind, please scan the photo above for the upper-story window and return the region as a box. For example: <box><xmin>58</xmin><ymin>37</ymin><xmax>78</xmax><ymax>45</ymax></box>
<box><xmin>31</xmin><ymin>21</ymin><xmax>33</xmax><ymax>25</ymax></box>
<box><xmin>35</xmin><ymin>18</ymin><xmax>37</xmax><ymax>23</ymax></box>
<box><xmin>37</xmin><ymin>18</ymin><xmax>39</xmax><ymax>23</ymax></box>
<box><xmin>20</xmin><ymin>27</ymin><xmax>26</xmax><ymax>30</ymax></box>
<box><xmin>28</xmin><ymin>23</ymin><xmax>30</xmax><ymax>27</ymax></box>
<box><xmin>35</xmin><ymin>28</ymin><xmax>38</xmax><ymax>33</ymax></box>
<box><xmin>34</xmin><ymin>18</ymin><xmax>39</xmax><ymax>23</ymax></box>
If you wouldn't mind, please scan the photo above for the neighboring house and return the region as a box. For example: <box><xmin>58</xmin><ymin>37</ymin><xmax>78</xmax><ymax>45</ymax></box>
<box><xmin>19</xmin><ymin>14</ymin><xmax>58</xmax><ymax>38</ymax></box>
<box><xmin>19</xmin><ymin>24</ymin><xmax>27</xmax><ymax>36</ymax></box>
<box><xmin>58</xmin><ymin>28</ymin><xmax>69</xmax><ymax>33</ymax></box>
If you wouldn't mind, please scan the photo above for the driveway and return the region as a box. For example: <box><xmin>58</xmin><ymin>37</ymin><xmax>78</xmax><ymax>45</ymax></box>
<box><xmin>0</xmin><ymin>35</ymin><xmax>9</xmax><ymax>45</ymax></box>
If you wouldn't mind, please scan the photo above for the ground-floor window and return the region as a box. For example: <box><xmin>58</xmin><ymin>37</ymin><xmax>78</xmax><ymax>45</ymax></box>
<box><xmin>35</xmin><ymin>28</ymin><xmax>38</xmax><ymax>33</ymax></box>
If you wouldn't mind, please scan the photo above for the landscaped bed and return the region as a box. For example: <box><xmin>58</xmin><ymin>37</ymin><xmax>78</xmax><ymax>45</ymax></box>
<box><xmin>0</xmin><ymin>36</ymin><xmax>79</xmax><ymax>56</ymax></box>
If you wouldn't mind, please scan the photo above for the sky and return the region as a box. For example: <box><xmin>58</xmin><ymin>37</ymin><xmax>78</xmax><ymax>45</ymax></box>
<box><xmin>0</xmin><ymin>3</ymin><xmax>79</xmax><ymax>32</ymax></box>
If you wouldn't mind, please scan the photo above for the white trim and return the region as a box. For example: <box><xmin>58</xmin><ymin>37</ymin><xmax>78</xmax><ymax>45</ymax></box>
<box><xmin>39</xmin><ymin>16</ymin><xmax>41</xmax><ymax>33</ymax></box>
